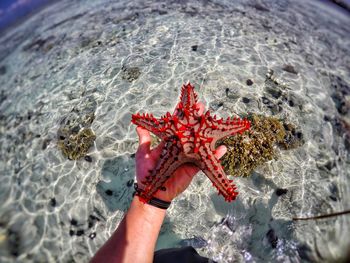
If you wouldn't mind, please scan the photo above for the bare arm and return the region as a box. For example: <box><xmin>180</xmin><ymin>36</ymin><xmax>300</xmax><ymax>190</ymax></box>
<box><xmin>91</xmin><ymin>197</ymin><xmax>165</xmax><ymax>263</ymax></box>
<box><xmin>91</xmin><ymin>103</ymin><xmax>226</xmax><ymax>263</ymax></box>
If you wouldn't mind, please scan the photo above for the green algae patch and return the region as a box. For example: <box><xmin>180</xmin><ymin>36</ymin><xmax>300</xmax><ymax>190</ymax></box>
<box><xmin>278</xmin><ymin>122</ymin><xmax>304</xmax><ymax>150</ymax></box>
<box><xmin>56</xmin><ymin>94</ymin><xmax>97</xmax><ymax>160</ymax></box>
<box><xmin>58</xmin><ymin>127</ymin><xmax>96</xmax><ymax>160</ymax></box>
<box><xmin>219</xmin><ymin>114</ymin><xmax>303</xmax><ymax>177</ymax></box>
<box><xmin>57</xmin><ymin>112</ymin><xmax>96</xmax><ymax>160</ymax></box>
<box><xmin>121</xmin><ymin>66</ymin><xmax>141</xmax><ymax>82</ymax></box>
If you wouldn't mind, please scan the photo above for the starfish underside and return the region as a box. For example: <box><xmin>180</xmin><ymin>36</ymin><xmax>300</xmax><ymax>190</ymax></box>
<box><xmin>131</xmin><ymin>83</ymin><xmax>251</xmax><ymax>202</ymax></box>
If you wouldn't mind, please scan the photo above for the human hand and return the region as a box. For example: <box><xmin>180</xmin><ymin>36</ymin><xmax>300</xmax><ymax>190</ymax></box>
<box><xmin>135</xmin><ymin>103</ymin><xmax>227</xmax><ymax>202</ymax></box>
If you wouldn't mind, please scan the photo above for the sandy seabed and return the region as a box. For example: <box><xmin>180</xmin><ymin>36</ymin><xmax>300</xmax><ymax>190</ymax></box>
<box><xmin>0</xmin><ymin>0</ymin><xmax>350</xmax><ymax>262</ymax></box>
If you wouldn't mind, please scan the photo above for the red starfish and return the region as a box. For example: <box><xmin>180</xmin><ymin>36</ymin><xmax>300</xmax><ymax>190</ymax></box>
<box><xmin>131</xmin><ymin>83</ymin><xmax>250</xmax><ymax>202</ymax></box>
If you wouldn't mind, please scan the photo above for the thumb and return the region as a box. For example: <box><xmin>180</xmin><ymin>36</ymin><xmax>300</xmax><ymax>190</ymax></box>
<box><xmin>136</xmin><ymin>127</ymin><xmax>151</xmax><ymax>156</ymax></box>
<box><xmin>215</xmin><ymin>145</ymin><xmax>227</xmax><ymax>159</ymax></box>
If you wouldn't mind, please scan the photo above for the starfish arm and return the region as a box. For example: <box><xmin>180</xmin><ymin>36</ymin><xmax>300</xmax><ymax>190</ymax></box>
<box><xmin>198</xmin><ymin>145</ymin><xmax>238</xmax><ymax>202</ymax></box>
<box><xmin>131</xmin><ymin>113</ymin><xmax>169</xmax><ymax>139</ymax></box>
<box><xmin>209</xmin><ymin>117</ymin><xmax>250</xmax><ymax>141</ymax></box>
<box><xmin>137</xmin><ymin>143</ymin><xmax>183</xmax><ymax>202</ymax></box>
<box><xmin>180</xmin><ymin>83</ymin><xmax>198</xmax><ymax>110</ymax></box>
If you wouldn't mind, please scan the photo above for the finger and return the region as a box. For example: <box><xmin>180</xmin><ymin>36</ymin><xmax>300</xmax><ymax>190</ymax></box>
<box><xmin>196</xmin><ymin>102</ymin><xmax>205</xmax><ymax>115</ymax></box>
<box><xmin>215</xmin><ymin>145</ymin><xmax>227</xmax><ymax>159</ymax></box>
<box><xmin>136</xmin><ymin>126</ymin><xmax>151</xmax><ymax>155</ymax></box>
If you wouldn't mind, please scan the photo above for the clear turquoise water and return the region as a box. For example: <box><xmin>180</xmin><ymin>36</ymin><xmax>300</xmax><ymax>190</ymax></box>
<box><xmin>0</xmin><ymin>0</ymin><xmax>349</xmax><ymax>262</ymax></box>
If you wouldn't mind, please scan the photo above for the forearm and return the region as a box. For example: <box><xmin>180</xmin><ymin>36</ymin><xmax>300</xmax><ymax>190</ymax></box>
<box><xmin>91</xmin><ymin>196</ymin><xmax>166</xmax><ymax>263</ymax></box>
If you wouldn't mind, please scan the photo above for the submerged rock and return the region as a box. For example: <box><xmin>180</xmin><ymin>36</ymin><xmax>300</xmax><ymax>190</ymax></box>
<box><xmin>246</xmin><ymin>79</ymin><xmax>254</xmax><ymax>86</ymax></box>
<box><xmin>266</xmin><ymin>228</ymin><xmax>278</xmax><ymax>248</ymax></box>
<box><xmin>57</xmin><ymin>110</ymin><xmax>96</xmax><ymax>160</ymax></box>
<box><xmin>57</xmin><ymin>127</ymin><xmax>96</xmax><ymax>160</ymax></box>
<box><xmin>22</xmin><ymin>36</ymin><xmax>55</xmax><ymax>53</ymax></box>
<box><xmin>84</xmin><ymin>155</ymin><xmax>93</xmax><ymax>162</ymax></box>
<box><xmin>58</xmin><ymin>128</ymin><xmax>96</xmax><ymax>160</ymax></box>
<box><xmin>56</xmin><ymin>95</ymin><xmax>97</xmax><ymax>160</ymax></box>
<box><xmin>282</xmin><ymin>64</ymin><xmax>298</xmax><ymax>75</ymax></box>
<box><xmin>121</xmin><ymin>66</ymin><xmax>141</xmax><ymax>82</ymax></box>
<box><xmin>0</xmin><ymin>65</ymin><xmax>6</xmax><ymax>75</ymax></box>
<box><xmin>329</xmin><ymin>74</ymin><xmax>350</xmax><ymax>116</ymax></box>
<box><xmin>7</xmin><ymin>229</ymin><xmax>21</xmax><ymax>257</ymax></box>
<box><xmin>180</xmin><ymin>236</ymin><xmax>208</xmax><ymax>249</ymax></box>
<box><xmin>279</xmin><ymin>123</ymin><xmax>303</xmax><ymax>150</ymax></box>
<box><xmin>0</xmin><ymin>91</ymin><xmax>7</xmax><ymax>106</ymax></box>
<box><xmin>49</xmin><ymin>198</ymin><xmax>57</xmax><ymax>207</ymax></box>
<box><xmin>275</xmin><ymin>188</ymin><xmax>288</xmax><ymax>196</ymax></box>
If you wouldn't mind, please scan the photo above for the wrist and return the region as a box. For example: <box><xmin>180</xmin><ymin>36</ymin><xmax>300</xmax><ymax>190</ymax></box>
<box><xmin>133</xmin><ymin>182</ymin><xmax>173</xmax><ymax>206</ymax></box>
<box><xmin>131</xmin><ymin>196</ymin><xmax>167</xmax><ymax>217</ymax></box>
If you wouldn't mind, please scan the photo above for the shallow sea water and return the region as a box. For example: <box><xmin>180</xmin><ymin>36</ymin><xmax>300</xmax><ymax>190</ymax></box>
<box><xmin>0</xmin><ymin>0</ymin><xmax>350</xmax><ymax>262</ymax></box>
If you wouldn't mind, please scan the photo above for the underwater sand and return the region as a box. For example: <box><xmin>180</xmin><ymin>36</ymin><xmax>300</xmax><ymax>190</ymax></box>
<box><xmin>0</xmin><ymin>0</ymin><xmax>350</xmax><ymax>262</ymax></box>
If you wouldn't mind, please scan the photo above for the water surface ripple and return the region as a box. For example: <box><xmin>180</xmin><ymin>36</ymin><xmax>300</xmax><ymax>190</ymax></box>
<box><xmin>0</xmin><ymin>0</ymin><xmax>349</xmax><ymax>262</ymax></box>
